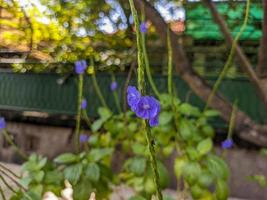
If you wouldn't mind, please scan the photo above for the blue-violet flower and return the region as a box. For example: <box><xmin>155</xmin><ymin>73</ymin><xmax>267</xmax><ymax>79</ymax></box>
<box><xmin>127</xmin><ymin>86</ymin><xmax>160</xmax><ymax>127</ymax></box>
<box><xmin>79</xmin><ymin>134</ymin><xmax>89</xmax><ymax>143</ymax></box>
<box><xmin>221</xmin><ymin>138</ymin><xmax>233</xmax><ymax>149</ymax></box>
<box><xmin>127</xmin><ymin>86</ymin><xmax>141</xmax><ymax>112</ymax></box>
<box><xmin>110</xmin><ymin>81</ymin><xmax>118</xmax><ymax>91</ymax></box>
<box><xmin>75</xmin><ymin>60</ymin><xmax>87</xmax><ymax>74</ymax></box>
<box><xmin>140</xmin><ymin>22</ymin><xmax>147</xmax><ymax>33</ymax></box>
<box><xmin>0</xmin><ymin>117</ymin><xmax>6</xmax><ymax>129</ymax></box>
<box><xmin>81</xmin><ymin>98</ymin><xmax>87</xmax><ymax>109</ymax></box>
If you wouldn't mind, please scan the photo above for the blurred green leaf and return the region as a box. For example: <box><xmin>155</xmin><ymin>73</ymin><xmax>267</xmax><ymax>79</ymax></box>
<box><xmin>54</xmin><ymin>153</ymin><xmax>78</xmax><ymax>164</ymax></box>
<box><xmin>197</xmin><ymin>138</ymin><xmax>213</xmax><ymax>156</ymax></box>
<box><xmin>85</xmin><ymin>163</ymin><xmax>100</xmax><ymax>182</ymax></box>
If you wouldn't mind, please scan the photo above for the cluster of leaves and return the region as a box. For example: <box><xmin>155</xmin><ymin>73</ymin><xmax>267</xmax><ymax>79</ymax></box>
<box><xmin>89</xmin><ymin>92</ymin><xmax>230</xmax><ymax>200</ymax></box>
<box><xmin>156</xmin><ymin>94</ymin><xmax>229</xmax><ymax>200</ymax></box>
<box><xmin>11</xmin><ymin>147</ymin><xmax>114</xmax><ymax>200</ymax></box>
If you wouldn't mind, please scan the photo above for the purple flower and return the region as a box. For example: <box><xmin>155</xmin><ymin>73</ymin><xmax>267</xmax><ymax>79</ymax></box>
<box><xmin>140</xmin><ymin>22</ymin><xmax>147</xmax><ymax>33</ymax></box>
<box><xmin>0</xmin><ymin>117</ymin><xmax>6</xmax><ymax>129</ymax></box>
<box><xmin>149</xmin><ymin>116</ymin><xmax>159</xmax><ymax>127</ymax></box>
<box><xmin>110</xmin><ymin>81</ymin><xmax>118</xmax><ymax>91</ymax></box>
<box><xmin>221</xmin><ymin>139</ymin><xmax>233</xmax><ymax>149</ymax></box>
<box><xmin>79</xmin><ymin>134</ymin><xmax>89</xmax><ymax>143</ymax></box>
<box><xmin>136</xmin><ymin>96</ymin><xmax>160</xmax><ymax>120</ymax></box>
<box><xmin>127</xmin><ymin>86</ymin><xmax>141</xmax><ymax>111</ymax></box>
<box><xmin>75</xmin><ymin>60</ymin><xmax>87</xmax><ymax>74</ymax></box>
<box><xmin>81</xmin><ymin>98</ymin><xmax>87</xmax><ymax>109</ymax></box>
<box><xmin>127</xmin><ymin>86</ymin><xmax>160</xmax><ymax>127</ymax></box>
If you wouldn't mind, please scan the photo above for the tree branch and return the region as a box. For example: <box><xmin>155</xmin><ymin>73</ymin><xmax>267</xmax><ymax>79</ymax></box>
<box><xmin>202</xmin><ymin>0</ymin><xmax>267</xmax><ymax>109</ymax></box>
<box><xmin>133</xmin><ymin>0</ymin><xmax>267</xmax><ymax>147</ymax></box>
<box><xmin>257</xmin><ymin>0</ymin><xmax>267</xmax><ymax>77</ymax></box>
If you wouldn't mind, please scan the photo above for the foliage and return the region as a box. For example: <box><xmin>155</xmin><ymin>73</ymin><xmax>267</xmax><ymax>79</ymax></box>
<box><xmin>10</xmin><ymin>149</ymin><xmax>113</xmax><ymax>200</ymax></box>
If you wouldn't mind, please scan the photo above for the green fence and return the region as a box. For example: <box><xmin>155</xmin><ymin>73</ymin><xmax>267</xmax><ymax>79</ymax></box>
<box><xmin>0</xmin><ymin>72</ymin><xmax>266</xmax><ymax>127</ymax></box>
<box><xmin>185</xmin><ymin>2</ymin><xmax>262</xmax><ymax>40</ymax></box>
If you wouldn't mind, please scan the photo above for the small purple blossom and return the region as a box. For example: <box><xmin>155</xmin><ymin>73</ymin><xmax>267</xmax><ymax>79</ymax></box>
<box><xmin>136</xmin><ymin>96</ymin><xmax>160</xmax><ymax>120</ymax></box>
<box><xmin>149</xmin><ymin>116</ymin><xmax>159</xmax><ymax>127</ymax></box>
<box><xmin>110</xmin><ymin>81</ymin><xmax>118</xmax><ymax>91</ymax></box>
<box><xmin>140</xmin><ymin>22</ymin><xmax>147</xmax><ymax>33</ymax></box>
<box><xmin>127</xmin><ymin>86</ymin><xmax>160</xmax><ymax>127</ymax></box>
<box><xmin>81</xmin><ymin>98</ymin><xmax>87</xmax><ymax>109</ymax></box>
<box><xmin>221</xmin><ymin>139</ymin><xmax>233</xmax><ymax>149</ymax></box>
<box><xmin>0</xmin><ymin>117</ymin><xmax>6</xmax><ymax>129</ymax></box>
<box><xmin>75</xmin><ymin>60</ymin><xmax>87</xmax><ymax>74</ymax></box>
<box><xmin>127</xmin><ymin>86</ymin><xmax>141</xmax><ymax>112</ymax></box>
<box><xmin>79</xmin><ymin>134</ymin><xmax>89</xmax><ymax>143</ymax></box>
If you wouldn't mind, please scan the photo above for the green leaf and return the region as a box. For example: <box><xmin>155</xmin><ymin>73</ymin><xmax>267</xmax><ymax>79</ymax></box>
<box><xmin>63</xmin><ymin>164</ymin><xmax>83</xmax><ymax>185</ymax></box>
<box><xmin>44</xmin><ymin>170</ymin><xmax>64</xmax><ymax>185</ymax></box>
<box><xmin>197</xmin><ymin>138</ymin><xmax>213</xmax><ymax>156</ymax></box>
<box><xmin>186</xmin><ymin>147</ymin><xmax>200</xmax><ymax>160</ymax></box>
<box><xmin>215</xmin><ymin>180</ymin><xmax>229</xmax><ymax>200</ymax></box>
<box><xmin>87</xmin><ymin>148</ymin><xmax>113</xmax><ymax>162</ymax></box>
<box><xmin>190</xmin><ymin>184</ymin><xmax>203</xmax><ymax>199</ymax></box>
<box><xmin>85</xmin><ymin>163</ymin><xmax>100</xmax><ymax>182</ymax></box>
<box><xmin>179</xmin><ymin>119</ymin><xmax>193</xmax><ymax>141</ymax></box>
<box><xmin>19</xmin><ymin>177</ymin><xmax>32</xmax><ymax>188</ymax></box>
<box><xmin>129</xmin><ymin>195</ymin><xmax>146</xmax><ymax>200</ymax></box>
<box><xmin>159</xmin><ymin>94</ymin><xmax>173</xmax><ymax>108</ymax></box>
<box><xmin>98</xmin><ymin>107</ymin><xmax>112</xmax><ymax>121</ymax></box>
<box><xmin>33</xmin><ymin>170</ymin><xmax>45</xmax><ymax>183</ymax></box>
<box><xmin>201</xmin><ymin>125</ymin><xmax>214</xmax><ymax>137</ymax></box>
<box><xmin>91</xmin><ymin>119</ymin><xmax>105</xmax><ymax>132</ymax></box>
<box><xmin>73</xmin><ymin>178</ymin><xmax>93</xmax><ymax>200</ymax></box>
<box><xmin>206</xmin><ymin>155</ymin><xmax>229</xmax><ymax>181</ymax></box>
<box><xmin>197</xmin><ymin>171</ymin><xmax>214</xmax><ymax>188</ymax></box>
<box><xmin>54</xmin><ymin>153</ymin><xmax>78</xmax><ymax>164</ymax></box>
<box><xmin>179</xmin><ymin>103</ymin><xmax>200</xmax><ymax>117</ymax></box>
<box><xmin>174</xmin><ymin>156</ymin><xmax>187</xmax><ymax>179</ymax></box>
<box><xmin>125</xmin><ymin>157</ymin><xmax>146</xmax><ymax>176</ymax></box>
<box><xmin>249</xmin><ymin>174</ymin><xmax>267</xmax><ymax>187</ymax></box>
<box><xmin>37</xmin><ymin>157</ymin><xmax>47</xmax><ymax>169</ymax></box>
<box><xmin>159</xmin><ymin>111</ymin><xmax>173</xmax><ymax>125</ymax></box>
<box><xmin>128</xmin><ymin>122</ymin><xmax>138</xmax><ymax>132</ymax></box>
<box><xmin>204</xmin><ymin>109</ymin><xmax>220</xmax><ymax>117</ymax></box>
<box><xmin>30</xmin><ymin>184</ymin><xmax>43</xmax><ymax>198</ymax></box>
<box><xmin>260</xmin><ymin>148</ymin><xmax>267</xmax><ymax>157</ymax></box>
<box><xmin>182</xmin><ymin>162</ymin><xmax>201</xmax><ymax>185</ymax></box>
<box><xmin>132</xmin><ymin>143</ymin><xmax>147</xmax><ymax>156</ymax></box>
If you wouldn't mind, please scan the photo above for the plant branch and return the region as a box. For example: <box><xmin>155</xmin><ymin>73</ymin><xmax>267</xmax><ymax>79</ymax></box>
<box><xmin>257</xmin><ymin>0</ymin><xmax>267</xmax><ymax>77</ymax></box>
<box><xmin>202</xmin><ymin>0</ymin><xmax>267</xmax><ymax>108</ymax></box>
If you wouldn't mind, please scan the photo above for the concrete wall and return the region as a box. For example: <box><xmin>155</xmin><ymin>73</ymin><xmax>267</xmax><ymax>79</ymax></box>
<box><xmin>0</xmin><ymin>122</ymin><xmax>75</xmax><ymax>162</ymax></box>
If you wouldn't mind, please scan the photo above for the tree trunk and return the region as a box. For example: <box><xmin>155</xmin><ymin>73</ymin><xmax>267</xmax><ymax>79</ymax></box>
<box><xmin>256</xmin><ymin>0</ymin><xmax>267</xmax><ymax>94</ymax></box>
<box><xmin>133</xmin><ymin>0</ymin><xmax>267</xmax><ymax>147</ymax></box>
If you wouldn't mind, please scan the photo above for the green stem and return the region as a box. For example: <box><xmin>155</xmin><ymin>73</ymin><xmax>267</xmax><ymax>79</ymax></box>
<box><xmin>2</xmin><ymin>130</ymin><xmax>27</xmax><ymax>160</ymax></box>
<box><xmin>227</xmin><ymin>100</ymin><xmax>237</xmax><ymax>139</ymax></box>
<box><xmin>113</xmin><ymin>92</ymin><xmax>122</xmax><ymax>113</ymax></box>
<box><xmin>141</xmin><ymin>25</ymin><xmax>160</xmax><ymax>98</ymax></box>
<box><xmin>204</xmin><ymin>0</ymin><xmax>250</xmax><ymax>110</ymax></box>
<box><xmin>0</xmin><ymin>169</ymin><xmax>27</xmax><ymax>191</ymax></box>
<box><xmin>128</xmin><ymin>0</ymin><xmax>145</xmax><ymax>93</ymax></box>
<box><xmin>0</xmin><ymin>163</ymin><xmax>21</xmax><ymax>179</ymax></box>
<box><xmin>111</xmin><ymin>73</ymin><xmax>122</xmax><ymax>113</ymax></box>
<box><xmin>129</xmin><ymin>1</ymin><xmax>163</xmax><ymax>199</ymax></box>
<box><xmin>167</xmin><ymin>28</ymin><xmax>173</xmax><ymax>95</ymax></box>
<box><xmin>0</xmin><ymin>185</ymin><xmax>6</xmax><ymax>200</ymax></box>
<box><xmin>82</xmin><ymin>109</ymin><xmax>91</xmax><ymax>127</ymax></box>
<box><xmin>75</xmin><ymin>74</ymin><xmax>83</xmax><ymax>152</ymax></box>
<box><xmin>0</xmin><ymin>175</ymin><xmax>17</xmax><ymax>193</ymax></box>
<box><xmin>92</xmin><ymin>73</ymin><xmax>108</xmax><ymax>108</ymax></box>
<box><xmin>145</xmin><ymin>122</ymin><xmax>163</xmax><ymax>200</ymax></box>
